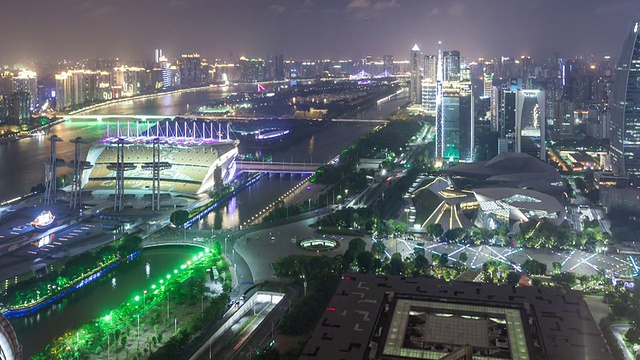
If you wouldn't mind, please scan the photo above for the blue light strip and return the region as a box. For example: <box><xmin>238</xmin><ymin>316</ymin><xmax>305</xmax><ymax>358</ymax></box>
<box><xmin>2</xmin><ymin>250</ymin><xmax>141</xmax><ymax>319</ymax></box>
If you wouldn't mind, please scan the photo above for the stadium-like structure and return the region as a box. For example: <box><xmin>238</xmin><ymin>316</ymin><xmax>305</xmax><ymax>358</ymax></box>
<box><xmin>0</xmin><ymin>313</ymin><xmax>21</xmax><ymax>360</ymax></box>
<box><xmin>82</xmin><ymin>121</ymin><xmax>238</xmax><ymax>197</ymax></box>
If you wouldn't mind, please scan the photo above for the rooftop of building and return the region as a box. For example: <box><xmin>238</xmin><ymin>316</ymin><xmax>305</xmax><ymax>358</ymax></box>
<box><xmin>301</xmin><ymin>274</ymin><xmax>612</xmax><ymax>360</ymax></box>
<box><xmin>443</xmin><ymin>153</ymin><xmax>564</xmax><ymax>196</ymax></box>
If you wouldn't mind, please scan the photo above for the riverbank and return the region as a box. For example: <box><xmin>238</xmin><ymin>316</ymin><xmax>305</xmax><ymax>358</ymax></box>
<box><xmin>30</xmin><ymin>247</ymin><xmax>231</xmax><ymax>360</ymax></box>
<box><xmin>1</xmin><ymin>238</ymin><xmax>142</xmax><ymax>318</ymax></box>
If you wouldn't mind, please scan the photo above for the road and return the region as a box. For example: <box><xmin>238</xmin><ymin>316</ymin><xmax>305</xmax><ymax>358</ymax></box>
<box><xmin>191</xmin><ymin>288</ymin><xmax>299</xmax><ymax>360</ymax></box>
<box><xmin>611</xmin><ymin>324</ymin><xmax>635</xmax><ymax>360</ymax></box>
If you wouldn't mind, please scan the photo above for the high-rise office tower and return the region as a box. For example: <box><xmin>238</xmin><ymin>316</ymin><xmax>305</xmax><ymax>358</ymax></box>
<box><xmin>154</xmin><ymin>49</ymin><xmax>163</xmax><ymax>64</ymax></box>
<box><xmin>159</xmin><ymin>56</ymin><xmax>173</xmax><ymax>89</ymax></box>
<box><xmin>440</xmin><ymin>82</ymin><xmax>474</xmax><ymax>162</ymax></box>
<box><xmin>435</xmin><ymin>41</ymin><xmax>445</xmax><ymax>158</ymax></box>
<box><xmin>239</xmin><ymin>57</ymin><xmax>267</xmax><ymax>82</ymax></box>
<box><xmin>0</xmin><ymin>72</ymin><xmax>13</xmax><ymax>95</ymax></box>
<box><xmin>443</xmin><ymin>50</ymin><xmax>460</xmax><ymax>81</ymax></box>
<box><xmin>13</xmin><ymin>70</ymin><xmax>37</xmax><ymax>109</ymax></box>
<box><xmin>515</xmin><ymin>89</ymin><xmax>546</xmax><ymax>160</ymax></box>
<box><xmin>410</xmin><ymin>44</ymin><xmax>421</xmax><ymax>104</ymax></box>
<box><xmin>178</xmin><ymin>53</ymin><xmax>204</xmax><ymax>87</ymax></box>
<box><xmin>490</xmin><ymin>86</ymin><xmax>501</xmax><ymax>132</ymax></box>
<box><xmin>421</xmin><ymin>80</ymin><xmax>437</xmax><ymax>114</ymax></box>
<box><xmin>500</xmin><ymin>89</ymin><xmax>517</xmax><ymax>137</ymax></box>
<box><xmin>275</xmin><ymin>54</ymin><xmax>285</xmax><ymax>80</ymax></box>
<box><xmin>383</xmin><ymin>55</ymin><xmax>394</xmax><ymax>76</ymax></box>
<box><xmin>483</xmin><ymin>74</ymin><xmax>493</xmax><ymax>98</ymax></box>
<box><xmin>7</xmin><ymin>92</ymin><xmax>30</xmax><ymax>125</ymax></box>
<box><xmin>424</xmin><ymin>55</ymin><xmax>437</xmax><ymax>82</ymax></box>
<box><xmin>611</xmin><ymin>20</ymin><xmax>640</xmax><ymax>182</ymax></box>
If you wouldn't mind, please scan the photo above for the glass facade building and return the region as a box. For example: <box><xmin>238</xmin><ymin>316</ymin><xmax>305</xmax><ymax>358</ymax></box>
<box><xmin>410</xmin><ymin>44</ymin><xmax>421</xmax><ymax>104</ymax></box>
<box><xmin>611</xmin><ymin>20</ymin><xmax>640</xmax><ymax>183</ymax></box>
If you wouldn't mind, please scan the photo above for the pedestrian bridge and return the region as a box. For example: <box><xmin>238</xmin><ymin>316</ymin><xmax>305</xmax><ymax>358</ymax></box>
<box><xmin>332</xmin><ymin>118</ymin><xmax>389</xmax><ymax>124</ymax></box>
<box><xmin>62</xmin><ymin>114</ymin><xmax>266</xmax><ymax>122</ymax></box>
<box><xmin>142</xmin><ymin>237</ymin><xmax>213</xmax><ymax>250</ymax></box>
<box><xmin>235</xmin><ymin>160</ymin><xmax>324</xmax><ymax>174</ymax></box>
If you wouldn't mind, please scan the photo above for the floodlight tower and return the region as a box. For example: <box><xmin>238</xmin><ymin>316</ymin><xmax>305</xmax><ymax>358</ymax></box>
<box><xmin>141</xmin><ymin>138</ymin><xmax>171</xmax><ymax>211</ymax></box>
<box><xmin>106</xmin><ymin>138</ymin><xmax>134</xmax><ymax>211</ymax></box>
<box><xmin>44</xmin><ymin>135</ymin><xmax>64</xmax><ymax>205</ymax></box>
<box><xmin>68</xmin><ymin>137</ymin><xmax>93</xmax><ymax>210</ymax></box>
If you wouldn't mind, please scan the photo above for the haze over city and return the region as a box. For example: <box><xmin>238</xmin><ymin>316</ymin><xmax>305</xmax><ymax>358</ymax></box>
<box><xmin>1</xmin><ymin>0</ymin><xmax>639</xmax><ymax>61</ymax></box>
<box><xmin>4</xmin><ymin>1</ymin><xmax>640</xmax><ymax>360</ymax></box>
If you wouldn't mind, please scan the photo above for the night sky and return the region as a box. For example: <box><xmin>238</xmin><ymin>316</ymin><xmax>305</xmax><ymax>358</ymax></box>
<box><xmin>1</xmin><ymin>0</ymin><xmax>639</xmax><ymax>62</ymax></box>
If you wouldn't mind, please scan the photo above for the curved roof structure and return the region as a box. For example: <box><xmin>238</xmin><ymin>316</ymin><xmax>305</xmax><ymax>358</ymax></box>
<box><xmin>443</xmin><ymin>152</ymin><xmax>564</xmax><ymax>196</ymax></box>
<box><xmin>82</xmin><ymin>139</ymin><xmax>238</xmax><ymax>196</ymax></box>
<box><xmin>474</xmin><ymin>187</ymin><xmax>565</xmax><ymax>224</ymax></box>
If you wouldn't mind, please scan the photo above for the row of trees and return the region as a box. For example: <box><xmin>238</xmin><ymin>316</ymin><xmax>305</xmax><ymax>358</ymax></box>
<box><xmin>33</xmin><ymin>247</ymin><xmax>231</xmax><ymax>360</ymax></box>
<box><xmin>1</xmin><ymin>235</ymin><xmax>143</xmax><ymax>308</ymax></box>
<box><xmin>422</xmin><ymin>218</ymin><xmax>608</xmax><ymax>253</ymax></box>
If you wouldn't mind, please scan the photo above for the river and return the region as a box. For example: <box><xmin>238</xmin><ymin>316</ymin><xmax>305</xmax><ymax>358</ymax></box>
<box><xmin>6</xmin><ymin>87</ymin><xmax>409</xmax><ymax>356</ymax></box>
<box><xmin>0</xmin><ymin>86</ymin><xmax>406</xmax><ymax>203</ymax></box>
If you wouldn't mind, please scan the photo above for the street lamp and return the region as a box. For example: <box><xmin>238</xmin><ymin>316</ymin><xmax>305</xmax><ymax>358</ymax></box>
<box><xmin>137</xmin><ymin>314</ymin><xmax>140</xmax><ymax>348</ymax></box>
<box><xmin>105</xmin><ymin>314</ymin><xmax>111</xmax><ymax>360</ymax></box>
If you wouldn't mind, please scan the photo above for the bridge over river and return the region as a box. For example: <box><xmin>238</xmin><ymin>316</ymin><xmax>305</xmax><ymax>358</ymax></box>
<box><xmin>235</xmin><ymin>160</ymin><xmax>324</xmax><ymax>174</ymax></box>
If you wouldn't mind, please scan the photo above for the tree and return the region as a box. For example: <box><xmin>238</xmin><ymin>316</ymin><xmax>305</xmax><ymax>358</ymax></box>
<box><xmin>412</xmin><ymin>254</ymin><xmax>430</xmax><ymax>277</ymax></box>
<box><xmin>356</xmin><ymin>251</ymin><xmax>376</xmax><ymax>274</ymax></box>
<box><xmin>438</xmin><ymin>253</ymin><xmax>449</xmax><ymax>267</ymax></box>
<box><xmin>425</xmin><ymin>223</ymin><xmax>444</xmax><ymax>238</ymax></box>
<box><xmin>117</xmin><ymin>235</ymin><xmax>143</xmax><ymax>255</ymax></box>
<box><xmin>443</xmin><ymin>228</ymin><xmax>467</xmax><ymax>243</ymax></box>
<box><xmin>552</xmin><ymin>262</ymin><xmax>563</xmax><ymax>275</ymax></box>
<box><xmin>371</xmin><ymin>241</ymin><xmax>386</xmax><ymax>259</ymax></box>
<box><xmin>388</xmin><ymin>253</ymin><xmax>405</xmax><ymax>275</ymax></box>
<box><xmin>552</xmin><ymin>272</ymin><xmax>576</xmax><ymax>291</ymax></box>
<box><xmin>531</xmin><ymin>278</ymin><xmax>542</xmax><ymax>287</ymax></box>
<box><xmin>521</xmin><ymin>259</ymin><xmax>547</xmax><ymax>276</ymax></box>
<box><xmin>506</xmin><ymin>272</ymin><xmax>521</xmax><ymax>287</ymax></box>
<box><xmin>459</xmin><ymin>252</ymin><xmax>468</xmax><ymax>263</ymax></box>
<box><xmin>170</xmin><ymin>210</ymin><xmax>190</xmax><ymax>228</ymax></box>
<box><xmin>348</xmin><ymin>238</ymin><xmax>367</xmax><ymax>257</ymax></box>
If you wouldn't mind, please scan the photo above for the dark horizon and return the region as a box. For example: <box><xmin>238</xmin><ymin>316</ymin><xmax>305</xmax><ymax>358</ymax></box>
<box><xmin>0</xmin><ymin>0</ymin><xmax>638</xmax><ymax>64</ymax></box>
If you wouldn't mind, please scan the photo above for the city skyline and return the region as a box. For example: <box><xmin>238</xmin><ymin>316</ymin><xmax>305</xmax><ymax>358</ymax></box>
<box><xmin>0</xmin><ymin>0</ymin><xmax>639</xmax><ymax>63</ymax></box>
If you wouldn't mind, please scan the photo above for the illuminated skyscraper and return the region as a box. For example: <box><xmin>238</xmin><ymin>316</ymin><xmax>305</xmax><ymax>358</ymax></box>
<box><xmin>443</xmin><ymin>50</ymin><xmax>460</xmax><ymax>81</ymax></box>
<box><xmin>178</xmin><ymin>53</ymin><xmax>204</xmax><ymax>87</ymax></box>
<box><xmin>441</xmin><ymin>81</ymin><xmax>474</xmax><ymax>162</ymax></box>
<box><xmin>435</xmin><ymin>41</ymin><xmax>444</xmax><ymax>159</ymax></box>
<box><xmin>0</xmin><ymin>72</ymin><xmax>13</xmax><ymax>95</ymax></box>
<box><xmin>410</xmin><ymin>44</ymin><xmax>421</xmax><ymax>104</ymax></box>
<box><xmin>383</xmin><ymin>55</ymin><xmax>394</xmax><ymax>75</ymax></box>
<box><xmin>154</xmin><ymin>49</ymin><xmax>163</xmax><ymax>64</ymax></box>
<box><xmin>159</xmin><ymin>56</ymin><xmax>173</xmax><ymax>89</ymax></box>
<box><xmin>423</xmin><ymin>54</ymin><xmax>437</xmax><ymax>82</ymax></box>
<box><xmin>13</xmin><ymin>70</ymin><xmax>37</xmax><ymax>109</ymax></box>
<box><xmin>611</xmin><ymin>20</ymin><xmax>640</xmax><ymax>182</ymax></box>
<box><xmin>239</xmin><ymin>57</ymin><xmax>266</xmax><ymax>82</ymax></box>
<box><xmin>515</xmin><ymin>89</ymin><xmax>546</xmax><ymax>160</ymax></box>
